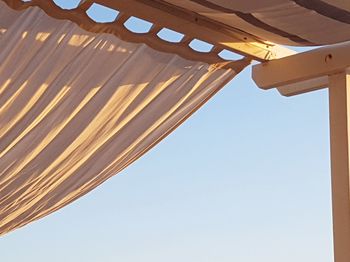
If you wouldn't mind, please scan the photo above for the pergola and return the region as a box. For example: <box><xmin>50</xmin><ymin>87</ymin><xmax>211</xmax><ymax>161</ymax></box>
<box><xmin>0</xmin><ymin>0</ymin><xmax>349</xmax><ymax>261</ymax></box>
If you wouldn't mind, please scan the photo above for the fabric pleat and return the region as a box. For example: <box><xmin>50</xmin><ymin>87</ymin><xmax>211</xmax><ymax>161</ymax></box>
<box><xmin>0</xmin><ymin>2</ymin><xmax>245</xmax><ymax>235</ymax></box>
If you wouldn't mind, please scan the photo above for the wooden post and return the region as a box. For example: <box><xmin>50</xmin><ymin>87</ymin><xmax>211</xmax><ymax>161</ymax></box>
<box><xmin>252</xmin><ymin>45</ymin><xmax>350</xmax><ymax>261</ymax></box>
<box><xmin>329</xmin><ymin>69</ymin><xmax>350</xmax><ymax>262</ymax></box>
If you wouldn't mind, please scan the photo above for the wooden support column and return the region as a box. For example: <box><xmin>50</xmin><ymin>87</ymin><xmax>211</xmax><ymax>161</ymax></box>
<box><xmin>329</xmin><ymin>69</ymin><xmax>350</xmax><ymax>262</ymax></box>
<box><xmin>252</xmin><ymin>44</ymin><xmax>350</xmax><ymax>261</ymax></box>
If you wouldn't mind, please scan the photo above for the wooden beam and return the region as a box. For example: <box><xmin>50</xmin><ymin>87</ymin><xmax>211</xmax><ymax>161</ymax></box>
<box><xmin>277</xmin><ymin>76</ymin><xmax>328</xmax><ymax>96</ymax></box>
<box><xmin>252</xmin><ymin>41</ymin><xmax>350</xmax><ymax>90</ymax></box>
<box><xmin>90</xmin><ymin>0</ymin><xmax>294</xmax><ymax>61</ymax></box>
<box><xmin>329</xmin><ymin>69</ymin><xmax>350</xmax><ymax>262</ymax></box>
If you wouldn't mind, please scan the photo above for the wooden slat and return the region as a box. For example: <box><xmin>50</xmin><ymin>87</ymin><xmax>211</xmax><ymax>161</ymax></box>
<box><xmin>90</xmin><ymin>0</ymin><xmax>294</xmax><ymax>61</ymax></box>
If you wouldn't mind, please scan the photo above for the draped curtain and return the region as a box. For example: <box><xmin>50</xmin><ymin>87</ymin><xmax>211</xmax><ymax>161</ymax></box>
<box><xmin>0</xmin><ymin>1</ymin><xmax>247</xmax><ymax>235</ymax></box>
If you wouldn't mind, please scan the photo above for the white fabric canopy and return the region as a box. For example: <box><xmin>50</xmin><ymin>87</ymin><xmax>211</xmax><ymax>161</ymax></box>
<box><xmin>0</xmin><ymin>1</ymin><xmax>248</xmax><ymax>235</ymax></box>
<box><xmin>163</xmin><ymin>0</ymin><xmax>350</xmax><ymax>46</ymax></box>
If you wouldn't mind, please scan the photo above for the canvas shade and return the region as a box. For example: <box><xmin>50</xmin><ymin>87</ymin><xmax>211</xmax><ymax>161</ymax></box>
<box><xmin>0</xmin><ymin>1</ymin><xmax>249</xmax><ymax>235</ymax></box>
<box><xmin>161</xmin><ymin>0</ymin><xmax>350</xmax><ymax>46</ymax></box>
<box><xmin>51</xmin><ymin>0</ymin><xmax>348</xmax><ymax>60</ymax></box>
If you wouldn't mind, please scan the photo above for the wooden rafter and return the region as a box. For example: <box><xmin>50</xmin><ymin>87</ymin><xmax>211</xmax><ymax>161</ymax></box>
<box><xmin>79</xmin><ymin>0</ymin><xmax>295</xmax><ymax>61</ymax></box>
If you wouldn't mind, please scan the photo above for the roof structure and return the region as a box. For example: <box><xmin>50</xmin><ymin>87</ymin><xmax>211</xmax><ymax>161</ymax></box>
<box><xmin>1</xmin><ymin>1</ymin><xmax>350</xmax><ymax>261</ymax></box>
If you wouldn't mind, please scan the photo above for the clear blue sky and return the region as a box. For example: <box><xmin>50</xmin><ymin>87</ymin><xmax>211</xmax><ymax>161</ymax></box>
<box><xmin>1</xmin><ymin>1</ymin><xmax>333</xmax><ymax>262</ymax></box>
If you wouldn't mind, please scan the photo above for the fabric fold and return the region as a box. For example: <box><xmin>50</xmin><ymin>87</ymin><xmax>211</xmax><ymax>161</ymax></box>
<box><xmin>0</xmin><ymin>1</ymin><xmax>247</xmax><ymax>235</ymax></box>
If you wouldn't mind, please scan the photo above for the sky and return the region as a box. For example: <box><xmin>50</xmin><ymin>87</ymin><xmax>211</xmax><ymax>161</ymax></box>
<box><xmin>1</xmin><ymin>1</ymin><xmax>333</xmax><ymax>262</ymax></box>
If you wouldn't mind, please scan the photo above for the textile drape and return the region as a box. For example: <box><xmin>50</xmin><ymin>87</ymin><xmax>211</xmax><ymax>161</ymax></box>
<box><xmin>0</xmin><ymin>2</ymin><xmax>247</xmax><ymax>235</ymax></box>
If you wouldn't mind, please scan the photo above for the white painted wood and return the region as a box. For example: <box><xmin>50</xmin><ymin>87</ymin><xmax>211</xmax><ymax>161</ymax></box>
<box><xmin>329</xmin><ymin>70</ymin><xmax>350</xmax><ymax>262</ymax></box>
<box><xmin>277</xmin><ymin>76</ymin><xmax>328</xmax><ymax>96</ymax></box>
<box><xmin>252</xmin><ymin>41</ymin><xmax>350</xmax><ymax>90</ymax></box>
